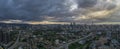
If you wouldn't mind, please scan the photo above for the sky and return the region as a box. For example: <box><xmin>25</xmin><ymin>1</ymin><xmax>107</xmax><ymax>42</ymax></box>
<box><xmin>0</xmin><ymin>0</ymin><xmax>120</xmax><ymax>24</ymax></box>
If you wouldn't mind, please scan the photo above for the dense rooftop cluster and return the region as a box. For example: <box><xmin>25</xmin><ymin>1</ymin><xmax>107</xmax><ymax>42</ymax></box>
<box><xmin>0</xmin><ymin>23</ymin><xmax>120</xmax><ymax>49</ymax></box>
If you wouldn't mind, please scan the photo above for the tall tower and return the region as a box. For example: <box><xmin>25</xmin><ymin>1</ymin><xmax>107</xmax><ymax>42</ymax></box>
<box><xmin>90</xmin><ymin>16</ymin><xmax>94</xmax><ymax>25</ymax></box>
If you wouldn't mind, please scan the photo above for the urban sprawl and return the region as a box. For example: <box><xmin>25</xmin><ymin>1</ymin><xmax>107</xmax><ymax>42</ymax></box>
<box><xmin>0</xmin><ymin>23</ymin><xmax>120</xmax><ymax>49</ymax></box>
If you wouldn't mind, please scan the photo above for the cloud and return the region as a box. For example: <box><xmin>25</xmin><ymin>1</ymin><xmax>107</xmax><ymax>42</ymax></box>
<box><xmin>77</xmin><ymin>0</ymin><xmax>97</xmax><ymax>8</ymax></box>
<box><xmin>0</xmin><ymin>0</ymin><xmax>119</xmax><ymax>23</ymax></box>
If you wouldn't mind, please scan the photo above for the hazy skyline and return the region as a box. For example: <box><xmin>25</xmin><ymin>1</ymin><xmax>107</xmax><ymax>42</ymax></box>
<box><xmin>0</xmin><ymin>0</ymin><xmax>120</xmax><ymax>24</ymax></box>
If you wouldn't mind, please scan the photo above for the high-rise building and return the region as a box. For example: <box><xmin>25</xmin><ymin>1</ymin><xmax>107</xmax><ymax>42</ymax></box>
<box><xmin>0</xmin><ymin>31</ymin><xmax>11</xmax><ymax>44</ymax></box>
<box><xmin>111</xmin><ymin>32</ymin><xmax>120</xmax><ymax>42</ymax></box>
<box><xmin>0</xmin><ymin>31</ymin><xmax>4</xmax><ymax>43</ymax></box>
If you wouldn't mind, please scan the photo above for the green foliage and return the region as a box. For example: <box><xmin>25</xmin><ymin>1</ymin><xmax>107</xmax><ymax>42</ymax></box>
<box><xmin>69</xmin><ymin>42</ymin><xmax>83</xmax><ymax>49</ymax></box>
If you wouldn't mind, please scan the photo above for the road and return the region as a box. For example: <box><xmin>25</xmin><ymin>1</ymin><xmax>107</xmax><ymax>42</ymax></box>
<box><xmin>56</xmin><ymin>33</ymin><xmax>93</xmax><ymax>49</ymax></box>
<box><xmin>8</xmin><ymin>31</ymin><xmax>21</xmax><ymax>49</ymax></box>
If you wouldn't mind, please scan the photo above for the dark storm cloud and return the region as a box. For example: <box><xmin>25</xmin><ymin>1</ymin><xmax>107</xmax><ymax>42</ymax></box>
<box><xmin>77</xmin><ymin>0</ymin><xmax>97</xmax><ymax>8</ymax></box>
<box><xmin>106</xmin><ymin>3</ymin><xmax>116</xmax><ymax>10</ymax></box>
<box><xmin>0</xmin><ymin>0</ymin><xmax>118</xmax><ymax>22</ymax></box>
<box><xmin>0</xmin><ymin>0</ymin><xmax>69</xmax><ymax>21</ymax></box>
